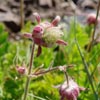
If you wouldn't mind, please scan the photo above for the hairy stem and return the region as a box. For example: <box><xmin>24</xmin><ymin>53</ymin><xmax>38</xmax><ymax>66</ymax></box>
<box><xmin>64</xmin><ymin>71</ymin><xmax>69</xmax><ymax>86</ymax></box>
<box><xmin>23</xmin><ymin>43</ymin><xmax>35</xmax><ymax>100</ymax></box>
<box><xmin>87</xmin><ymin>0</ymin><xmax>100</xmax><ymax>52</ymax></box>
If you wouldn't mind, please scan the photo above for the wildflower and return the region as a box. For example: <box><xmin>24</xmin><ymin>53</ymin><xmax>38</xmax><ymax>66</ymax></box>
<box><xmin>16</xmin><ymin>66</ymin><xmax>26</xmax><ymax>75</ymax></box>
<box><xmin>59</xmin><ymin>79</ymin><xmax>84</xmax><ymax>100</ymax></box>
<box><xmin>87</xmin><ymin>13</ymin><xmax>100</xmax><ymax>25</ymax></box>
<box><xmin>24</xmin><ymin>12</ymin><xmax>67</xmax><ymax>56</ymax></box>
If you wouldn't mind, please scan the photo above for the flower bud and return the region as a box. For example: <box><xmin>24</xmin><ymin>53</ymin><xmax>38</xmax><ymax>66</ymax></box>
<box><xmin>87</xmin><ymin>13</ymin><xmax>100</xmax><ymax>25</ymax></box>
<box><xmin>16</xmin><ymin>66</ymin><xmax>26</xmax><ymax>75</ymax></box>
<box><xmin>59</xmin><ymin>79</ymin><xmax>79</xmax><ymax>100</ymax></box>
<box><xmin>32</xmin><ymin>25</ymin><xmax>44</xmax><ymax>38</ymax></box>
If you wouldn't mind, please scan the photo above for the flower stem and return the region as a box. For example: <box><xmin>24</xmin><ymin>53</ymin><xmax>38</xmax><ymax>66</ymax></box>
<box><xmin>87</xmin><ymin>0</ymin><xmax>100</xmax><ymax>52</ymax></box>
<box><xmin>75</xmin><ymin>40</ymin><xmax>98</xmax><ymax>99</ymax></box>
<box><xmin>23</xmin><ymin>43</ymin><xmax>35</xmax><ymax>100</ymax></box>
<box><xmin>73</xmin><ymin>16</ymin><xmax>98</xmax><ymax>99</ymax></box>
<box><xmin>64</xmin><ymin>71</ymin><xmax>69</xmax><ymax>86</ymax></box>
<box><xmin>20</xmin><ymin>0</ymin><xmax>24</xmax><ymax>28</ymax></box>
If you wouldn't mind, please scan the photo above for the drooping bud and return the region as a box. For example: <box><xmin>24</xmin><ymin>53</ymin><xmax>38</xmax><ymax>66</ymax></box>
<box><xmin>59</xmin><ymin>79</ymin><xmax>80</xmax><ymax>100</ymax></box>
<box><xmin>51</xmin><ymin>16</ymin><xmax>61</xmax><ymax>26</ymax></box>
<box><xmin>87</xmin><ymin>13</ymin><xmax>100</xmax><ymax>25</ymax></box>
<box><xmin>16</xmin><ymin>66</ymin><xmax>26</xmax><ymax>75</ymax></box>
<box><xmin>33</xmin><ymin>12</ymin><xmax>41</xmax><ymax>24</ymax></box>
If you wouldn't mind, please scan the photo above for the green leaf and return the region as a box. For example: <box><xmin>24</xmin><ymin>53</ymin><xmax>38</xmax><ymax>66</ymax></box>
<box><xmin>0</xmin><ymin>32</ymin><xmax>8</xmax><ymax>44</ymax></box>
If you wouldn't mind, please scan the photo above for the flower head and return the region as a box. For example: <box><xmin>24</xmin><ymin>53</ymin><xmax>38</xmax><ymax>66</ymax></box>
<box><xmin>24</xmin><ymin>12</ymin><xmax>68</xmax><ymax>56</ymax></box>
<box><xmin>59</xmin><ymin>79</ymin><xmax>80</xmax><ymax>100</ymax></box>
<box><xmin>87</xmin><ymin>13</ymin><xmax>100</xmax><ymax>25</ymax></box>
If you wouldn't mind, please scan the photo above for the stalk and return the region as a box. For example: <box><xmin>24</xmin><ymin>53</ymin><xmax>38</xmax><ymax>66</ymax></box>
<box><xmin>87</xmin><ymin>0</ymin><xmax>100</xmax><ymax>52</ymax></box>
<box><xmin>23</xmin><ymin>43</ymin><xmax>35</xmax><ymax>100</ymax></box>
<box><xmin>73</xmin><ymin>16</ymin><xmax>98</xmax><ymax>100</ymax></box>
<box><xmin>20</xmin><ymin>0</ymin><xmax>24</xmax><ymax>28</ymax></box>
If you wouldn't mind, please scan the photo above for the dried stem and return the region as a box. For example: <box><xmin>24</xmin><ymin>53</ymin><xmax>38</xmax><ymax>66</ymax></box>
<box><xmin>23</xmin><ymin>43</ymin><xmax>35</xmax><ymax>100</ymax></box>
<box><xmin>87</xmin><ymin>0</ymin><xmax>100</xmax><ymax>52</ymax></box>
<box><xmin>20</xmin><ymin>0</ymin><xmax>24</xmax><ymax>28</ymax></box>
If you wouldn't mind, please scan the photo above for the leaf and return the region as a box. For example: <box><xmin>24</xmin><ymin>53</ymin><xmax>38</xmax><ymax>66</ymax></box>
<box><xmin>0</xmin><ymin>32</ymin><xmax>8</xmax><ymax>44</ymax></box>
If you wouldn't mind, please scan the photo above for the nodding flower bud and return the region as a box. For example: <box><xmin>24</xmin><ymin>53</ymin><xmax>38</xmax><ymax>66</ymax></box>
<box><xmin>32</xmin><ymin>25</ymin><xmax>44</xmax><ymax>38</ymax></box>
<box><xmin>16</xmin><ymin>66</ymin><xmax>26</xmax><ymax>75</ymax></box>
<box><xmin>87</xmin><ymin>13</ymin><xmax>100</xmax><ymax>25</ymax></box>
<box><xmin>59</xmin><ymin>79</ymin><xmax>80</xmax><ymax>100</ymax></box>
<box><xmin>51</xmin><ymin>16</ymin><xmax>61</xmax><ymax>26</ymax></box>
<box><xmin>33</xmin><ymin>12</ymin><xmax>41</xmax><ymax>24</ymax></box>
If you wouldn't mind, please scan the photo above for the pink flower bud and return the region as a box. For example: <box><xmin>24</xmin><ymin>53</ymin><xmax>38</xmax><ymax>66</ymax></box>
<box><xmin>32</xmin><ymin>25</ymin><xmax>44</xmax><ymax>38</ymax></box>
<box><xmin>59</xmin><ymin>79</ymin><xmax>80</xmax><ymax>100</ymax></box>
<box><xmin>87</xmin><ymin>13</ymin><xmax>100</xmax><ymax>25</ymax></box>
<box><xmin>16</xmin><ymin>66</ymin><xmax>26</xmax><ymax>75</ymax></box>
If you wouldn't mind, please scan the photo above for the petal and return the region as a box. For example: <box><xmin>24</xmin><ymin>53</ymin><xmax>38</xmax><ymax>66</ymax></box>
<box><xmin>51</xmin><ymin>16</ymin><xmax>61</xmax><ymax>26</ymax></box>
<box><xmin>37</xmin><ymin>45</ymin><xmax>42</xmax><ymax>57</ymax></box>
<box><xmin>56</xmin><ymin>39</ymin><xmax>68</xmax><ymax>45</ymax></box>
<box><xmin>72</xmin><ymin>93</ymin><xmax>77</xmax><ymax>100</ymax></box>
<box><xmin>23</xmin><ymin>33</ymin><xmax>32</xmax><ymax>39</ymax></box>
<box><xmin>79</xmin><ymin>87</ymin><xmax>86</xmax><ymax>91</ymax></box>
<box><xmin>33</xmin><ymin>12</ymin><xmax>41</xmax><ymax>24</ymax></box>
<box><xmin>60</xmin><ymin>96</ymin><xmax>65</xmax><ymax>100</ymax></box>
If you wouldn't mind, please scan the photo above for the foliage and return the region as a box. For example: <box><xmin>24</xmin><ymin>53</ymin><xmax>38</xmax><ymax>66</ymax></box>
<box><xmin>0</xmin><ymin>19</ymin><xmax>100</xmax><ymax>100</ymax></box>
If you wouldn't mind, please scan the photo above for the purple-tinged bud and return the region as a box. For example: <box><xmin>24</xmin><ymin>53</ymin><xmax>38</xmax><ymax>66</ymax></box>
<box><xmin>59</xmin><ymin>79</ymin><xmax>80</xmax><ymax>100</ymax></box>
<box><xmin>87</xmin><ymin>13</ymin><xmax>100</xmax><ymax>25</ymax></box>
<box><xmin>16</xmin><ymin>66</ymin><xmax>26</xmax><ymax>75</ymax></box>
<box><xmin>51</xmin><ymin>16</ymin><xmax>61</xmax><ymax>26</ymax></box>
<box><xmin>33</xmin><ymin>12</ymin><xmax>41</xmax><ymax>24</ymax></box>
<box><xmin>32</xmin><ymin>25</ymin><xmax>44</xmax><ymax>38</ymax></box>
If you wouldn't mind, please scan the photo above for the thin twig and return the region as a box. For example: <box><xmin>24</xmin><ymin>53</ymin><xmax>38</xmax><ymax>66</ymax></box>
<box><xmin>87</xmin><ymin>0</ymin><xmax>100</xmax><ymax>52</ymax></box>
<box><xmin>23</xmin><ymin>43</ymin><xmax>35</xmax><ymax>100</ymax></box>
<box><xmin>73</xmin><ymin>16</ymin><xmax>98</xmax><ymax>99</ymax></box>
